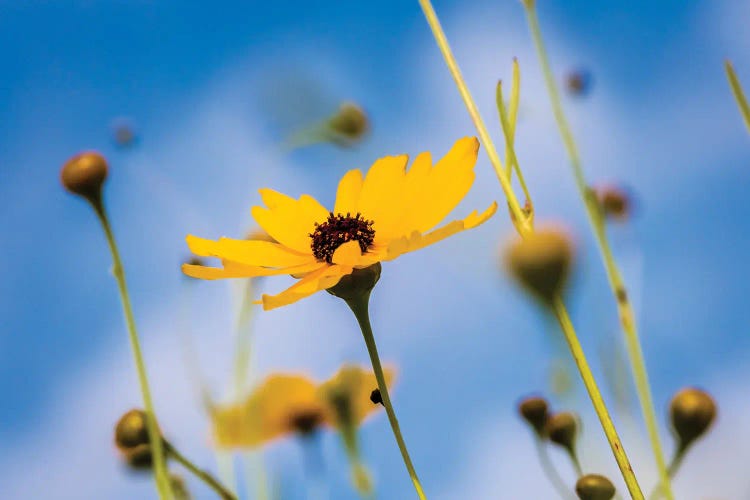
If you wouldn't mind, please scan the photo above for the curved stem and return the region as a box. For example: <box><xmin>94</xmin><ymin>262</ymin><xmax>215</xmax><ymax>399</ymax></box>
<box><xmin>92</xmin><ymin>201</ymin><xmax>172</xmax><ymax>500</ymax></box>
<box><xmin>552</xmin><ymin>297</ymin><xmax>644</xmax><ymax>499</ymax></box>
<box><xmin>345</xmin><ymin>293</ymin><xmax>427</xmax><ymax>500</ymax></box>
<box><xmin>166</xmin><ymin>442</ymin><xmax>237</xmax><ymax>500</ymax></box>
<box><xmin>534</xmin><ymin>437</ymin><xmax>575</xmax><ymax>500</ymax></box>
<box><xmin>522</xmin><ymin>4</ymin><xmax>671</xmax><ymax>499</ymax></box>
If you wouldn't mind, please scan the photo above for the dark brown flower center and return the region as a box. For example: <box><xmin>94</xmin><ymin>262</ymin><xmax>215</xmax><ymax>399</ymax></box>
<box><xmin>289</xmin><ymin>410</ymin><xmax>324</xmax><ymax>435</ymax></box>
<box><xmin>310</xmin><ymin>212</ymin><xmax>375</xmax><ymax>264</ymax></box>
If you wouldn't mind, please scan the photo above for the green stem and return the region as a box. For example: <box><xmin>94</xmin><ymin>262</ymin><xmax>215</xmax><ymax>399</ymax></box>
<box><xmin>345</xmin><ymin>293</ymin><xmax>427</xmax><ymax>500</ymax></box>
<box><xmin>551</xmin><ymin>297</ymin><xmax>643</xmax><ymax>499</ymax></box>
<box><xmin>566</xmin><ymin>448</ymin><xmax>584</xmax><ymax>478</ymax></box>
<box><xmin>534</xmin><ymin>437</ymin><xmax>575</xmax><ymax>500</ymax></box>
<box><xmin>233</xmin><ymin>278</ymin><xmax>257</xmax><ymax>399</ymax></box>
<box><xmin>92</xmin><ymin>200</ymin><xmax>172</xmax><ymax>500</ymax></box>
<box><xmin>522</xmin><ymin>4</ymin><xmax>671</xmax><ymax>499</ymax></box>
<box><xmin>648</xmin><ymin>445</ymin><xmax>687</xmax><ymax>499</ymax></box>
<box><xmin>725</xmin><ymin>60</ymin><xmax>750</xmax><ymax>134</ymax></box>
<box><xmin>166</xmin><ymin>442</ymin><xmax>237</xmax><ymax>500</ymax></box>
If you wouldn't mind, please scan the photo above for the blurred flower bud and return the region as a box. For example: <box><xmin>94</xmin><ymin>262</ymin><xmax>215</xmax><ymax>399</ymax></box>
<box><xmin>517</xmin><ymin>396</ymin><xmax>549</xmax><ymax>436</ymax></box>
<box><xmin>546</xmin><ymin>411</ymin><xmax>578</xmax><ymax>452</ymax></box>
<box><xmin>575</xmin><ymin>474</ymin><xmax>616</xmax><ymax>500</ymax></box>
<box><xmin>595</xmin><ymin>185</ymin><xmax>631</xmax><ymax>221</ymax></box>
<box><xmin>504</xmin><ymin>226</ymin><xmax>574</xmax><ymax>305</ymax></box>
<box><xmin>115</xmin><ymin>409</ymin><xmax>152</xmax><ymax>452</ymax></box>
<box><xmin>123</xmin><ymin>443</ymin><xmax>154</xmax><ymax>470</ymax></box>
<box><xmin>170</xmin><ymin>473</ymin><xmax>192</xmax><ymax>500</ymax></box>
<box><xmin>670</xmin><ymin>387</ymin><xmax>717</xmax><ymax>449</ymax></box>
<box><xmin>328</xmin><ymin>102</ymin><xmax>369</xmax><ymax>143</ymax></box>
<box><xmin>565</xmin><ymin>68</ymin><xmax>593</xmax><ymax>97</ymax></box>
<box><xmin>111</xmin><ymin>118</ymin><xmax>138</xmax><ymax>149</ymax></box>
<box><xmin>327</xmin><ymin>263</ymin><xmax>381</xmax><ymax>301</ymax></box>
<box><xmin>60</xmin><ymin>151</ymin><xmax>108</xmax><ymax>202</ymax></box>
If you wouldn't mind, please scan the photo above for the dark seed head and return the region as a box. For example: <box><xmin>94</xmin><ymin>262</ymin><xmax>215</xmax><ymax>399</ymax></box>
<box><xmin>289</xmin><ymin>410</ymin><xmax>325</xmax><ymax>436</ymax></box>
<box><xmin>310</xmin><ymin>212</ymin><xmax>375</xmax><ymax>264</ymax></box>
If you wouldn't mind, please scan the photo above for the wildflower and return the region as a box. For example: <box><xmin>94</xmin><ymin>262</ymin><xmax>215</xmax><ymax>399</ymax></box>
<box><xmin>183</xmin><ymin>137</ymin><xmax>497</xmax><ymax>310</ymax></box>
<box><xmin>669</xmin><ymin>387</ymin><xmax>716</xmax><ymax>451</ymax></box>
<box><xmin>504</xmin><ymin>225</ymin><xmax>574</xmax><ymax>305</ymax></box>
<box><xmin>212</xmin><ymin>365</ymin><xmax>394</xmax><ymax>448</ymax></box>
<box><xmin>517</xmin><ymin>395</ymin><xmax>549</xmax><ymax>436</ymax></box>
<box><xmin>575</xmin><ymin>474</ymin><xmax>616</xmax><ymax>500</ymax></box>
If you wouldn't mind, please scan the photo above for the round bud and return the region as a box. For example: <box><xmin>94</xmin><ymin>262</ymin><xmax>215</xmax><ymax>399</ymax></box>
<box><xmin>595</xmin><ymin>185</ymin><xmax>631</xmax><ymax>221</ymax></box>
<box><xmin>327</xmin><ymin>263</ymin><xmax>381</xmax><ymax>301</ymax></box>
<box><xmin>115</xmin><ymin>409</ymin><xmax>152</xmax><ymax>452</ymax></box>
<box><xmin>670</xmin><ymin>387</ymin><xmax>717</xmax><ymax>449</ymax></box>
<box><xmin>575</xmin><ymin>474</ymin><xmax>616</xmax><ymax>500</ymax></box>
<box><xmin>565</xmin><ymin>69</ymin><xmax>593</xmax><ymax>97</ymax></box>
<box><xmin>504</xmin><ymin>227</ymin><xmax>574</xmax><ymax>304</ymax></box>
<box><xmin>123</xmin><ymin>443</ymin><xmax>154</xmax><ymax>470</ymax></box>
<box><xmin>60</xmin><ymin>151</ymin><xmax>108</xmax><ymax>201</ymax></box>
<box><xmin>518</xmin><ymin>396</ymin><xmax>549</xmax><ymax>435</ymax></box>
<box><xmin>328</xmin><ymin>102</ymin><xmax>369</xmax><ymax>141</ymax></box>
<box><xmin>546</xmin><ymin>411</ymin><xmax>578</xmax><ymax>451</ymax></box>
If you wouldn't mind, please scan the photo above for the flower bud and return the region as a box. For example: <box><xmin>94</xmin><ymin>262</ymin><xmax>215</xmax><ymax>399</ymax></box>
<box><xmin>575</xmin><ymin>474</ymin><xmax>616</xmax><ymax>500</ymax></box>
<box><xmin>115</xmin><ymin>409</ymin><xmax>152</xmax><ymax>452</ymax></box>
<box><xmin>517</xmin><ymin>396</ymin><xmax>549</xmax><ymax>436</ymax></box>
<box><xmin>595</xmin><ymin>185</ymin><xmax>631</xmax><ymax>221</ymax></box>
<box><xmin>60</xmin><ymin>151</ymin><xmax>108</xmax><ymax>201</ymax></box>
<box><xmin>545</xmin><ymin>411</ymin><xmax>578</xmax><ymax>452</ymax></box>
<box><xmin>327</xmin><ymin>263</ymin><xmax>381</xmax><ymax>301</ymax></box>
<box><xmin>111</xmin><ymin>118</ymin><xmax>138</xmax><ymax>149</ymax></box>
<box><xmin>670</xmin><ymin>387</ymin><xmax>716</xmax><ymax>449</ymax></box>
<box><xmin>123</xmin><ymin>443</ymin><xmax>154</xmax><ymax>470</ymax></box>
<box><xmin>504</xmin><ymin>227</ymin><xmax>574</xmax><ymax>305</ymax></box>
<box><xmin>328</xmin><ymin>102</ymin><xmax>369</xmax><ymax>142</ymax></box>
<box><xmin>565</xmin><ymin>68</ymin><xmax>593</xmax><ymax>97</ymax></box>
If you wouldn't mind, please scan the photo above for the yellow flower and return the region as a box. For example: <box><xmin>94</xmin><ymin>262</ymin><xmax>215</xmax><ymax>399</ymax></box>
<box><xmin>212</xmin><ymin>365</ymin><xmax>395</xmax><ymax>448</ymax></box>
<box><xmin>182</xmin><ymin>137</ymin><xmax>497</xmax><ymax>310</ymax></box>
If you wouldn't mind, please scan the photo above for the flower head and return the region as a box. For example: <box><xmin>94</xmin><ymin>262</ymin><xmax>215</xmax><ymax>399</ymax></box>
<box><xmin>183</xmin><ymin>137</ymin><xmax>497</xmax><ymax>309</ymax></box>
<box><xmin>212</xmin><ymin>365</ymin><xmax>395</xmax><ymax>449</ymax></box>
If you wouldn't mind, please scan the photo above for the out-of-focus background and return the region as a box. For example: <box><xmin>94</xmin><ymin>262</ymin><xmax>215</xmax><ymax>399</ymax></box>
<box><xmin>2</xmin><ymin>0</ymin><xmax>749</xmax><ymax>498</ymax></box>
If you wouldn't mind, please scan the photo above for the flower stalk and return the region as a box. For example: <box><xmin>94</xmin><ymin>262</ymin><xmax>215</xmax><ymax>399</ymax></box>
<box><xmin>344</xmin><ymin>291</ymin><xmax>427</xmax><ymax>500</ymax></box>
<box><xmin>521</xmin><ymin>3</ymin><xmax>671</xmax><ymax>498</ymax></box>
<box><xmin>417</xmin><ymin>1</ymin><xmax>643</xmax><ymax>497</ymax></box>
<box><xmin>92</xmin><ymin>200</ymin><xmax>173</xmax><ymax>499</ymax></box>
<box><xmin>165</xmin><ymin>442</ymin><xmax>237</xmax><ymax>500</ymax></box>
<box><xmin>725</xmin><ymin>60</ymin><xmax>750</xmax><ymax>134</ymax></box>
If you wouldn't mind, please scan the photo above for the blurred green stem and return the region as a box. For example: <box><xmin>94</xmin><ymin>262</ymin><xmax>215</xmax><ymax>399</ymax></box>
<box><xmin>534</xmin><ymin>437</ymin><xmax>575</xmax><ymax>500</ymax></box>
<box><xmin>522</xmin><ymin>3</ymin><xmax>671</xmax><ymax>499</ymax></box>
<box><xmin>166</xmin><ymin>442</ymin><xmax>237</xmax><ymax>500</ymax></box>
<box><xmin>725</xmin><ymin>60</ymin><xmax>750</xmax><ymax>134</ymax></box>
<box><xmin>92</xmin><ymin>200</ymin><xmax>172</xmax><ymax>500</ymax></box>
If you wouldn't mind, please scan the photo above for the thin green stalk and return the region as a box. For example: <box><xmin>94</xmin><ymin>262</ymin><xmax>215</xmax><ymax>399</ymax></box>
<box><xmin>522</xmin><ymin>4</ymin><xmax>671</xmax><ymax>499</ymax></box>
<box><xmin>496</xmin><ymin>75</ymin><xmax>533</xmax><ymax>208</ymax></box>
<box><xmin>166</xmin><ymin>442</ymin><xmax>237</xmax><ymax>500</ymax></box>
<box><xmin>346</xmin><ymin>293</ymin><xmax>427</xmax><ymax>500</ymax></box>
<box><xmin>648</xmin><ymin>445</ymin><xmax>687</xmax><ymax>500</ymax></box>
<box><xmin>534</xmin><ymin>437</ymin><xmax>575</xmax><ymax>500</ymax></box>
<box><xmin>233</xmin><ymin>278</ymin><xmax>257</xmax><ymax>399</ymax></box>
<box><xmin>552</xmin><ymin>297</ymin><xmax>643</xmax><ymax>499</ymax></box>
<box><xmin>725</xmin><ymin>60</ymin><xmax>750</xmax><ymax>134</ymax></box>
<box><xmin>92</xmin><ymin>201</ymin><xmax>172</xmax><ymax>500</ymax></box>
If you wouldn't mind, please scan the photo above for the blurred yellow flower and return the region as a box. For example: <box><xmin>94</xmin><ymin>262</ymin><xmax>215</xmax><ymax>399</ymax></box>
<box><xmin>212</xmin><ymin>365</ymin><xmax>395</xmax><ymax>448</ymax></box>
<box><xmin>183</xmin><ymin>137</ymin><xmax>497</xmax><ymax>310</ymax></box>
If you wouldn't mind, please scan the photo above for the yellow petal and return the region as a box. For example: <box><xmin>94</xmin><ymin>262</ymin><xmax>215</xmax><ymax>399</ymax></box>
<box><xmin>388</xmin><ymin>151</ymin><xmax>432</xmax><ymax>239</ymax></box>
<box><xmin>252</xmin><ymin>189</ymin><xmax>329</xmax><ymax>254</ymax></box>
<box><xmin>319</xmin><ymin>364</ymin><xmax>396</xmax><ymax>427</ymax></box>
<box><xmin>182</xmin><ymin>260</ymin><xmax>324</xmax><ymax>280</ymax></box>
<box><xmin>186</xmin><ymin>235</ymin><xmax>314</xmax><ymax>268</ymax></box>
<box><xmin>331</xmin><ymin>240</ymin><xmax>363</xmax><ymax>266</ymax></box>
<box><xmin>333</xmin><ymin>169</ymin><xmax>364</xmax><ymax>215</ymax></box>
<box><xmin>385</xmin><ymin>201</ymin><xmax>498</xmax><ymax>261</ymax></box>
<box><xmin>403</xmin><ymin>137</ymin><xmax>480</xmax><ymax>234</ymax></box>
<box><xmin>356</xmin><ymin>154</ymin><xmax>409</xmax><ymax>242</ymax></box>
<box><xmin>260</xmin><ymin>264</ymin><xmax>352</xmax><ymax>310</ymax></box>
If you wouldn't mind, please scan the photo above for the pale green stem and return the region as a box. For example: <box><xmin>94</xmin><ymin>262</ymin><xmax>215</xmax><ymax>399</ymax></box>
<box><xmin>233</xmin><ymin>278</ymin><xmax>257</xmax><ymax>399</ymax></box>
<box><xmin>534</xmin><ymin>437</ymin><xmax>575</xmax><ymax>500</ymax></box>
<box><xmin>551</xmin><ymin>297</ymin><xmax>643</xmax><ymax>499</ymax></box>
<box><xmin>166</xmin><ymin>442</ymin><xmax>237</xmax><ymax>500</ymax></box>
<box><xmin>725</xmin><ymin>60</ymin><xmax>750</xmax><ymax>134</ymax></box>
<box><xmin>496</xmin><ymin>79</ymin><xmax>533</xmax><ymax>207</ymax></box>
<box><xmin>522</xmin><ymin>5</ymin><xmax>671</xmax><ymax>499</ymax></box>
<box><xmin>345</xmin><ymin>293</ymin><xmax>427</xmax><ymax>500</ymax></box>
<box><xmin>92</xmin><ymin>201</ymin><xmax>172</xmax><ymax>499</ymax></box>
<box><xmin>648</xmin><ymin>444</ymin><xmax>688</xmax><ymax>499</ymax></box>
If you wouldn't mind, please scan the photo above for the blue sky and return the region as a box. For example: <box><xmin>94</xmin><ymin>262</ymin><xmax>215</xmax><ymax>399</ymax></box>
<box><xmin>2</xmin><ymin>0</ymin><xmax>750</xmax><ymax>498</ymax></box>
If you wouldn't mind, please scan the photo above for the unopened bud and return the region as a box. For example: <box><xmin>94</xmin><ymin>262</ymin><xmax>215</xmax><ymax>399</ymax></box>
<box><xmin>60</xmin><ymin>151</ymin><xmax>108</xmax><ymax>201</ymax></box>
<box><xmin>327</xmin><ymin>263</ymin><xmax>381</xmax><ymax>302</ymax></box>
<box><xmin>575</xmin><ymin>474</ymin><xmax>616</xmax><ymax>500</ymax></box>
<box><xmin>565</xmin><ymin>69</ymin><xmax>593</xmax><ymax>97</ymax></box>
<box><xmin>546</xmin><ymin>411</ymin><xmax>578</xmax><ymax>452</ymax></box>
<box><xmin>328</xmin><ymin>102</ymin><xmax>369</xmax><ymax>142</ymax></box>
<box><xmin>595</xmin><ymin>185</ymin><xmax>631</xmax><ymax>221</ymax></box>
<box><xmin>115</xmin><ymin>409</ymin><xmax>152</xmax><ymax>452</ymax></box>
<box><xmin>517</xmin><ymin>396</ymin><xmax>549</xmax><ymax>436</ymax></box>
<box><xmin>504</xmin><ymin>227</ymin><xmax>574</xmax><ymax>304</ymax></box>
<box><xmin>670</xmin><ymin>387</ymin><xmax>717</xmax><ymax>449</ymax></box>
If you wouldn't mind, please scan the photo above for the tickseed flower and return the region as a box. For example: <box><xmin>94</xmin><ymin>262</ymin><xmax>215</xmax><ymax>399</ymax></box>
<box><xmin>212</xmin><ymin>365</ymin><xmax>395</xmax><ymax>448</ymax></box>
<box><xmin>183</xmin><ymin>137</ymin><xmax>497</xmax><ymax>309</ymax></box>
